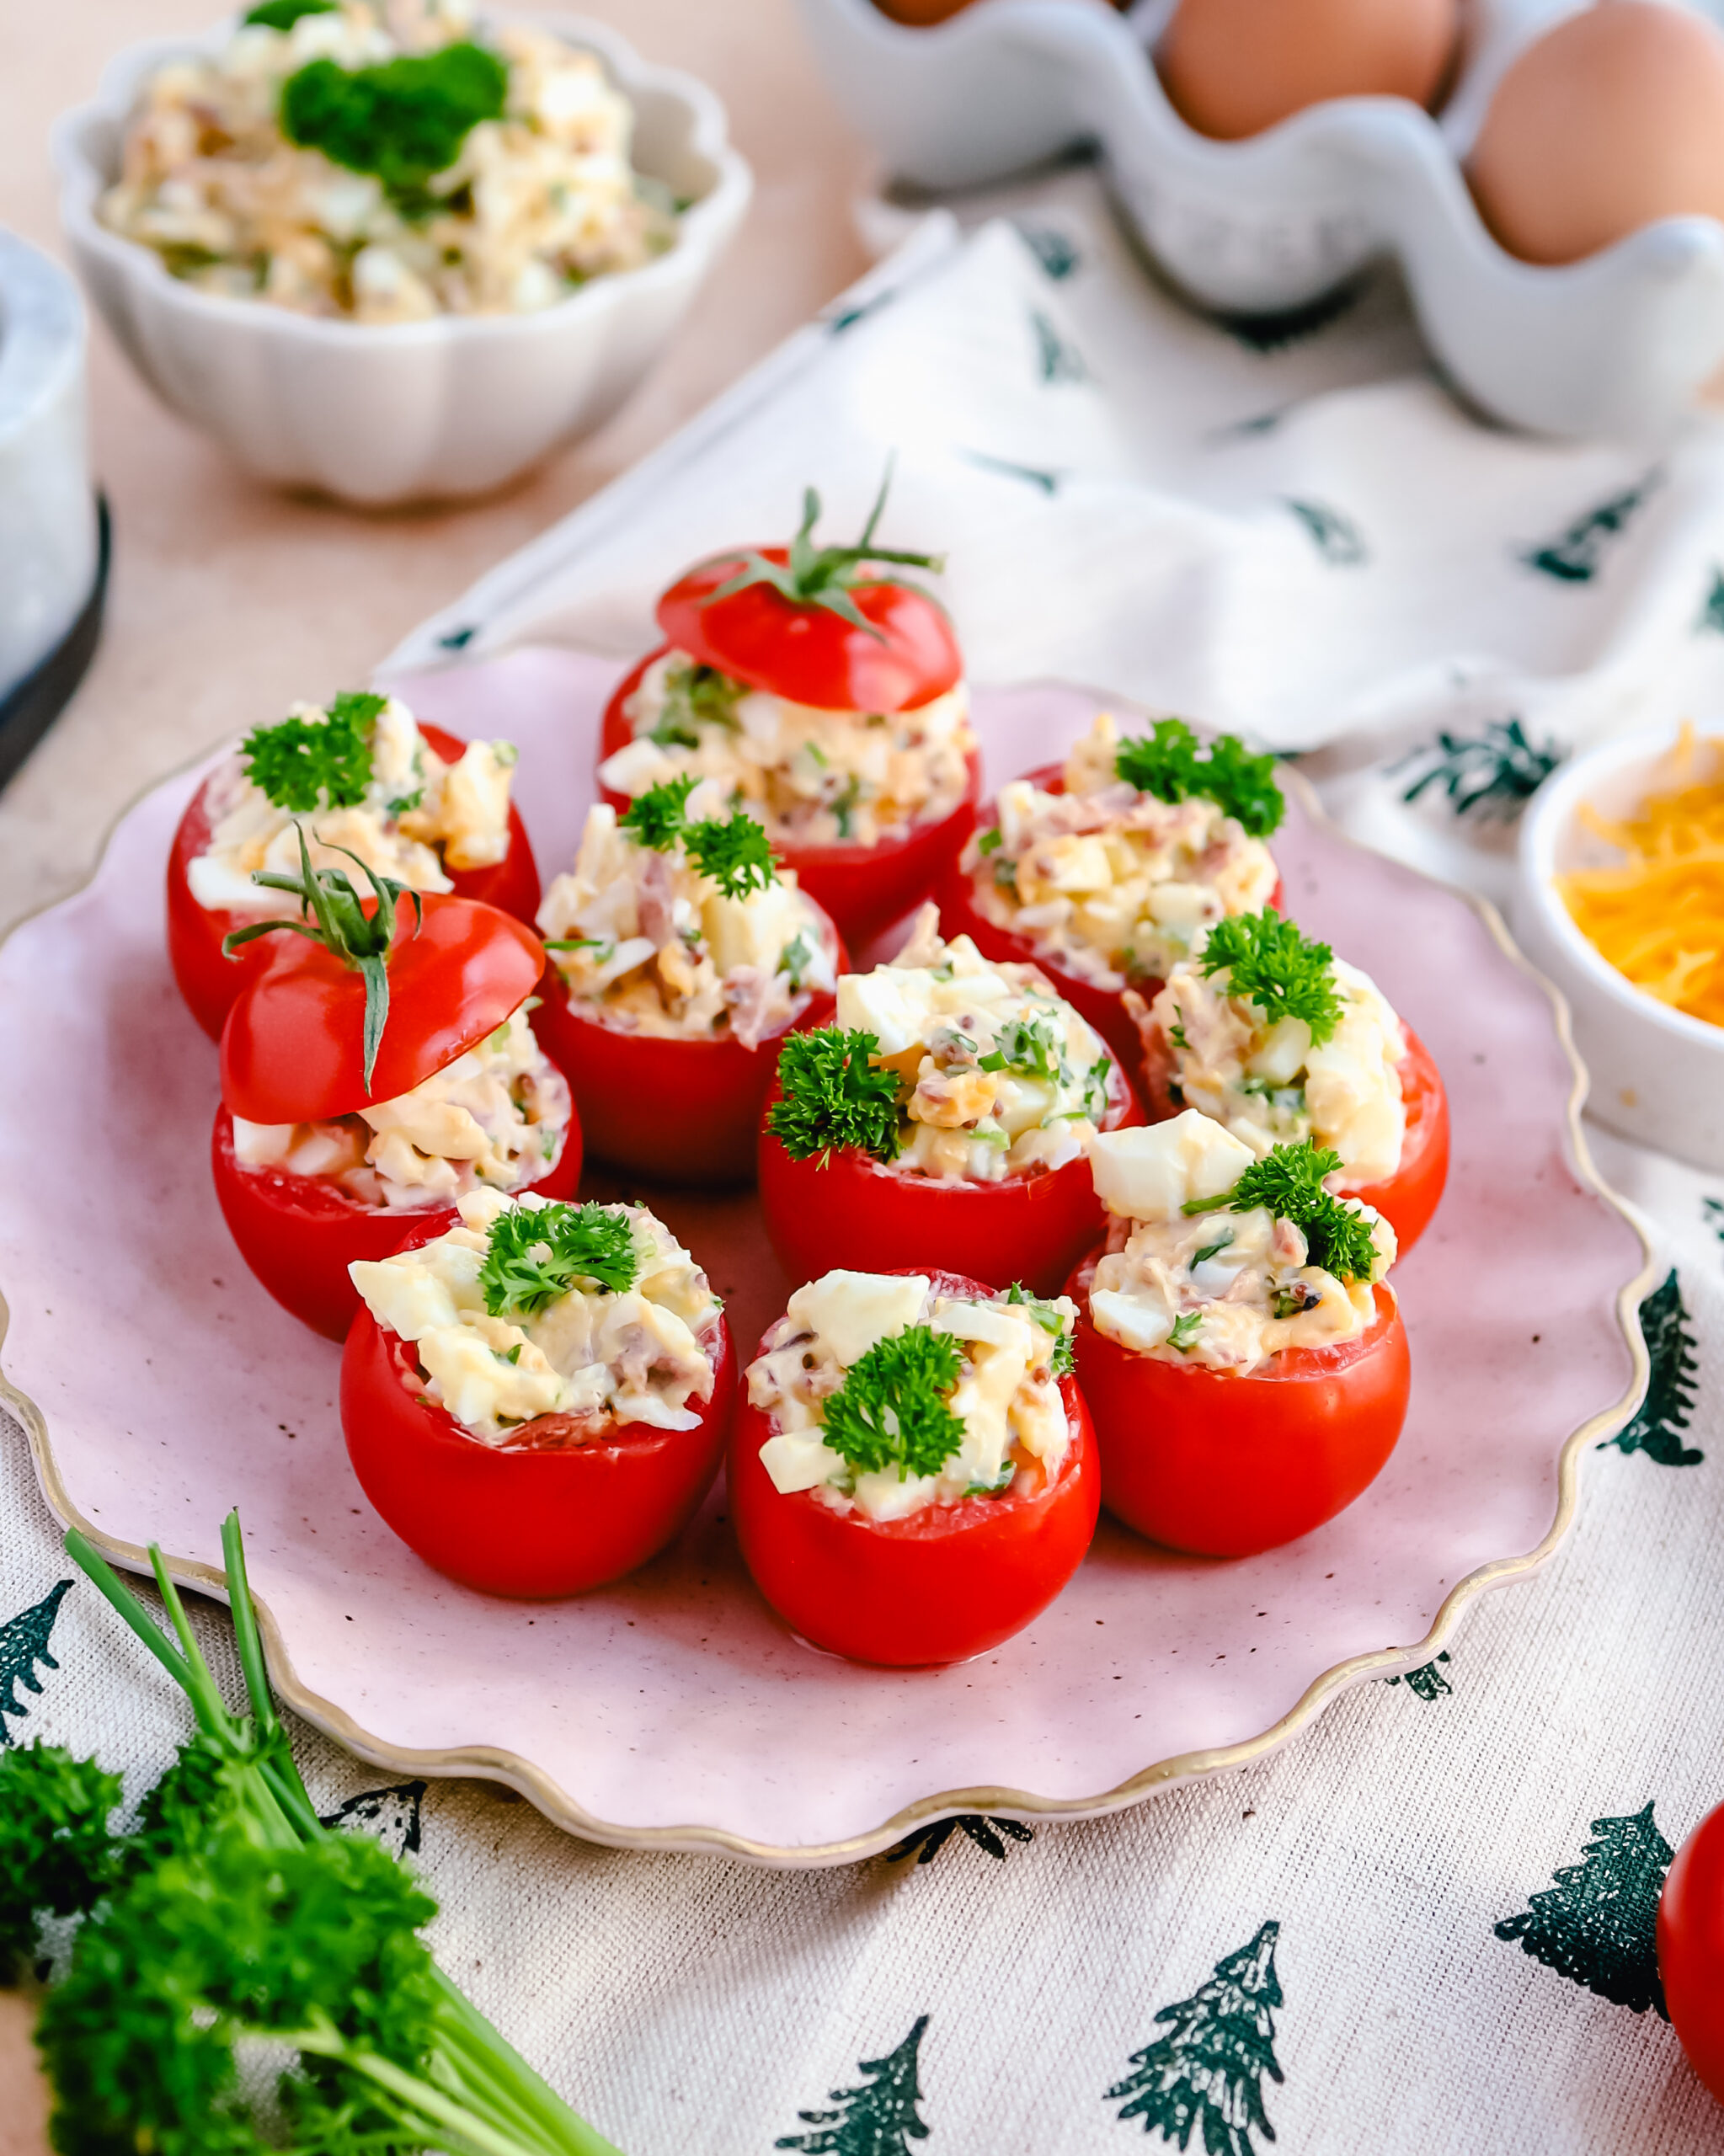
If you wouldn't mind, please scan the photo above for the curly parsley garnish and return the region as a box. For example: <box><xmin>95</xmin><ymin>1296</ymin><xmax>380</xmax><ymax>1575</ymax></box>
<box><xmin>478</xmin><ymin>1202</ymin><xmax>638</xmax><ymax>1318</ymax></box>
<box><xmin>1197</xmin><ymin>907</ymin><xmax>1342</xmax><ymax>1044</ymax></box>
<box><xmin>821</xmin><ymin>1326</ymin><xmax>966</xmax><ymax>1481</ymax></box>
<box><xmin>685</xmin><ymin>812</ymin><xmax>777</xmax><ymax>900</ymax></box>
<box><xmin>1003</xmin><ymin>1283</ymin><xmax>1075</xmax><ymax>1376</ymax></box>
<box><xmin>1113</xmin><ymin>718</ymin><xmax>1284</xmax><ymax>838</ymax></box>
<box><xmin>280</xmin><ymin>42</ymin><xmax>508</xmax><ymax>209</ymax></box>
<box><xmin>241</xmin><ymin>691</ymin><xmax>383</xmax><ymax>813</ymax></box>
<box><xmin>618</xmin><ymin>773</ymin><xmax>697</xmax><ymax>850</ymax></box>
<box><xmin>768</xmin><ymin>1027</ymin><xmax>902</xmax><ymax>1165</ymax></box>
<box><xmin>1182</xmin><ymin>1138</ymin><xmax>1381</xmax><ymax>1283</ymax></box>
<box><xmin>244</xmin><ymin>0</ymin><xmax>335</xmax><ymax>25</ymax></box>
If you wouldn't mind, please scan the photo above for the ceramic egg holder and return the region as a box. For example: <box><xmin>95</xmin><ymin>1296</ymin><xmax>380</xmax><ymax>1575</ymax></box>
<box><xmin>793</xmin><ymin>0</ymin><xmax>1724</xmax><ymax>438</ymax></box>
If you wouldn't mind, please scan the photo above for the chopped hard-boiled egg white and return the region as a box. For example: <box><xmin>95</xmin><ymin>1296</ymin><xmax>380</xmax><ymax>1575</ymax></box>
<box><xmin>746</xmin><ymin>1271</ymin><xmax>1075</xmax><ymax>1522</ymax></box>
<box><xmin>962</xmin><ymin>712</ymin><xmax>1278</xmax><ymax>989</ymax></box>
<box><xmin>350</xmin><ymin>1187</ymin><xmax>720</xmax><ymax>1445</ymax></box>
<box><xmin>536</xmin><ymin>799</ymin><xmax>835</xmax><ymax>1049</ymax></box>
<box><xmin>599</xmin><ymin>648</ymin><xmax>976</xmax><ymax>852</ymax></box>
<box><xmin>232</xmin><ymin>1003</ymin><xmax>571</xmax><ymax>1210</ymax></box>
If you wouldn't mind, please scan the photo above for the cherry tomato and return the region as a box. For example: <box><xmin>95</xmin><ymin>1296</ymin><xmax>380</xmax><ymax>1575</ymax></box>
<box><xmin>757</xmin><ymin>1046</ymin><xmax>1144</xmax><ymax>1295</ymax></box>
<box><xmin>934</xmin><ymin>762</ymin><xmax>1286</xmax><ymax>1075</ymax></box>
<box><xmin>1660</xmin><ymin>1801</ymin><xmax>1724</xmax><ymax>2103</ymax></box>
<box><xmin>1137</xmin><ymin>1022</ymin><xmax>1449</xmax><ymax>1257</ymax></box>
<box><xmin>1066</xmin><ymin>1251</ymin><xmax>1410</xmax><ymax>1556</ymax></box>
<box><xmin>342</xmin><ymin>1274</ymin><xmax>734</xmax><ymax>1597</ymax></box>
<box><xmin>729</xmin><ymin>1268</ymin><xmax>1099</xmax><ymax>1665</ymax></box>
<box><xmin>657</xmin><ymin>549</ymin><xmax>962</xmax><ymax>714</ymax></box>
<box><xmin>167</xmin><ymin>722</ymin><xmax>540</xmax><ymax>1041</ymax></box>
<box><xmin>531</xmin><ymin>907</ymin><xmax>847</xmax><ymax>1188</ymax></box>
<box><xmin>599</xmin><ymin>651</ymin><xmax>980</xmax><ymax>947</ymax></box>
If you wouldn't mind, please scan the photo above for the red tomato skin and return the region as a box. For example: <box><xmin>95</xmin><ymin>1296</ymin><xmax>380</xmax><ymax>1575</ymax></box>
<box><xmin>933</xmin><ymin>761</ymin><xmax>1285</xmax><ymax>1075</ymax></box>
<box><xmin>1137</xmin><ymin>1022</ymin><xmax>1449</xmax><ymax>1257</ymax></box>
<box><xmin>166</xmin><ymin>723</ymin><xmax>539</xmax><ymax>1041</ymax></box>
<box><xmin>1067</xmin><ymin>1253</ymin><xmax>1410</xmax><ymax>1556</ymax></box>
<box><xmin>656</xmin><ymin>550</ymin><xmax>962</xmax><ymax>715</ymax></box>
<box><xmin>342</xmin><ymin>1299</ymin><xmax>734</xmax><ymax>1598</ymax></box>
<box><xmin>729</xmin><ymin>1270</ymin><xmax>1098</xmax><ymax>1665</ymax></box>
<box><xmin>599</xmin><ymin>651</ymin><xmax>982</xmax><ymax>947</ymax></box>
<box><xmin>755</xmin><ymin>1049</ymin><xmax>1145</xmax><ymax>1295</ymax></box>
<box><xmin>531</xmin><ymin>915</ymin><xmax>846</xmax><ymax>1188</ymax></box>
<box><xmin>211</xmin><ymin>1104</ymin><xmax>581</xmax><ymax>1342</ymax></box>
<box><xmin>220</xmin><ymin>893</ymin><xmax>545</xmax><ymax>1126</ymax></box>
<box><xmin>1660</xmin><ymin>1803</ymin><xmax>1724</xmax><ymax>2102</ymax></box>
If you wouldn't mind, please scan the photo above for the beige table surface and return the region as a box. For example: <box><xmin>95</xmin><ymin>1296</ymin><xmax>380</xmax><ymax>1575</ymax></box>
<box><xmin>0</xmin><ymin>0</ymin><xmax>873</xmax><ymax>942</ymax></box>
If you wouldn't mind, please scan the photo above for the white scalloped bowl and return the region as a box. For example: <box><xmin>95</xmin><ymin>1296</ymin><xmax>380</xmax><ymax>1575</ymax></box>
<box><xmin>51</xmin><ymin>15</ymin><xmax>752</xmax><ymax>506</ymax></box>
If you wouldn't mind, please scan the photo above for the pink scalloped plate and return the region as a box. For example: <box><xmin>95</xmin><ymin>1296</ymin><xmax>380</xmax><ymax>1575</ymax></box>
<box><xmin>0</xmin><ymin>654</ymin><xmax>1652</xmax><ymax>1865</ymax></box>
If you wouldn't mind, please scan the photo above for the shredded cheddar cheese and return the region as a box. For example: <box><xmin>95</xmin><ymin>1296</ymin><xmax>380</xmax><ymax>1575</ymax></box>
<box><xmin>1556</xmin><ymin>724</ymin><xmax>1724</xmax><ymax>1026</ymax></box>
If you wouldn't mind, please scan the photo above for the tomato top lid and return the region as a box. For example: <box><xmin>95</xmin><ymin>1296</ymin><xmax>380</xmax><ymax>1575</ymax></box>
<box><xmin>219</xmin><ymin>841</ymin><xmax>543</xmax><ymax>1123</ymax></box>
<box><xmin>654</xmin><ymin>475</ymin><xmax>963</xmax><ymax>718</ymax></box>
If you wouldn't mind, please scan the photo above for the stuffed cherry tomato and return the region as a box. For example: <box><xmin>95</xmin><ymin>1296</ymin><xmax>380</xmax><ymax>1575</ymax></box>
<box><xmin>1660</xmin><ymin>1801</ymin><xmax>1724</xmax><ymax>2105</ymax></box>
<box><xmin>1070</xmin><ymin>1113</ymin><xmax>1411</xmax><ymax>1556</ymax></box>
<box><xmin>343</xmin><ymin>1192</ymin><xmax>732</xmax><ymax>1597</ymax></box>
<box><xmin>214</xmin><ymin>848</ymin><xmax>579</xmax><ymax>1341</ymax></box>
<box><xmin>933</xmin><ymin>713</ymin><xmax>1284</xmax><ymax>1073</ymax></box>
<box><xmin>595</xmin><ymin>485</ymin><xmax>978</xmax><ymax>947</ymax></box>
<box><xmin>1133</xmin><ymin>905</ymin><xmax>1449</xmax><ymax>1255</ymax></box>
<box><xmin>168</xmin><ymin>689</ymin><xmax>538</xmax><ymax>1039</ymax></box>
<box><xmin>532</xmin><ymin>779</ymin><xmax>846</xmax><ymax>1185</ymax></box>
<box><xmin>757</xmin><ymin>906</ymin><xmax>1142</xmax><ymax>1294</ymax></box>
<box><xmin>731</xmin><ymin>1266</ymin><xmax>1097</xmax><ymax>1665</ymax></box>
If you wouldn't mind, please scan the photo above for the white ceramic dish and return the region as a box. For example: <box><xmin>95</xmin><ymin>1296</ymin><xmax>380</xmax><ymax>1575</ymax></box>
<box><xmin>793</xmin><ymin>0</ymin><xmax>1724</xmax><ymax>438</ymax></box>
<box><xmin>1513</xmin><ymin>721</ymin><xmax>1724</xmax><ymax>1169</ymax></box>
<box><xmin>0</xmin><ymin>656</ymin><xmax>1650</xmax><ymax>1863</ymax></box>
<box><xmin>51</xmin><ymin>15</ymin><xmax>752</xmax><ymax>506</ymax></box>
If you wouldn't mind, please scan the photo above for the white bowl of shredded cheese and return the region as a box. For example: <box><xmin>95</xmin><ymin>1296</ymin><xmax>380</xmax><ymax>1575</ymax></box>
<box><xmin>52</xmin><ymin>7</ymin><xmax>751</xmax><ymax>505</ymax></box>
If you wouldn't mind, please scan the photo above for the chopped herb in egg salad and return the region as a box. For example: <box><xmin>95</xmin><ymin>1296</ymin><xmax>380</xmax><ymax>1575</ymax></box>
<box><xmin>1085</xmin><ymin>1113</ymin><xmax>1396</xmax><ymax>1375</ymax></box>
<box><xmin>1143</xmin><ymin>908</ymin><xmax>1408</xmax><ymax>1189</ymax></box>
<box><xmin>350</xmin><ymin>1188</ymin><xmax>720</xmax><ymax>1443</ymax></box>
<box><xmin>233</xmin><ymin>1001</ymin><xmax>571</xmax><ymax>1209</ymax></box>
<box><xmin>963</xmin><ymin>713</ymin><xmax>1282</xmax><ymax>989</ymax></box>
<box><xmin>746</xmin><ymin>1269</ymin><xmax>1075</xmax><ymax>1521</ymax></box>
<box><xmin>189</xmin><ymin>691</ymin><xmax>517</xmax><ymax>913</ymax></box>
<box><xmin>766</xmin><ymin>906</ymin><xmax>1114</xmax><ymax>1182</ymax></box>
<box><xmin>536</xmin><ymin>780</ymin><xmax>835</xmax><ymax>1049</ymax></box>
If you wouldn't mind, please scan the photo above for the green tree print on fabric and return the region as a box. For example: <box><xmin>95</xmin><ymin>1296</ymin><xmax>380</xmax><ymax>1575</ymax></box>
<box><xmin>1393</xmin><ymin>718</ymin><xmax>1563</xmax><ymax>821</ymax></box>
<box><xmin>1704</xmin><ymin>1195</ymin><xmax>1724</xmax><ymax>1242</ymax></box>
<box><xmin>319</xmin><ymin>1779</ymin><xmax>426</xmax><ymax>1859</ymax></box>
<box><xmin>1695</xmin><ymin>568</ymin><xmax>1724</xmax><ymax>635</ymax></box>
<box><xmin>1107</xmin><ymin>1920</ymin><xmax>1284</xmax><ymax>2153</ymax></box>
<box><xmin>778</xmin><ymin>2016</ymin><xmax>931</xmax><ymax>2154</ymax></box>
<box><xmin>1032</xmin><ymin>308</ymin><xmax>1089</xmax><ymax>384</ymax></box>
<box><xmin>0</xmin><ymin>1578</ymin><xmax>72</xmax><ymax>1744</ymax></box>
<box><xmin>1494</xmin><ymin>1802</ymin><xmax>1673</xmax><ymax>2016</ymax></box>
<box><xmin>1283</xmin><ymin>499</ymin><xmax>1366</xmax><ymax>566</ymax></box>
<box><xmin>888</xmin><ymin>1813</ymin><xmax>1034</xmax><ymax>1865</ymax></box>
<box><xmin>1600</xmin><ymin>1270</ymin><xmax>1701</xmax><ymax>1466</ymax></box>
<box><xmin>1017</xmin><ymin>223</ymin><xmax>1080</xmax><ymax>280</ymax></box>
<box><xmin>1385</xmin><ymin>1651</ymin><xmax>1451</xmax><ymax>1700</ymax></box>
<box><xmin>1520</xmin><ymin>472</ymin><xmax>1660</xmax><ymax>583</ymax></box>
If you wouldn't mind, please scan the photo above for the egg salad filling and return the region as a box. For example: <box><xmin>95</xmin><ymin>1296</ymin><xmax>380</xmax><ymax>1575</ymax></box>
<box><xmin>767</xmin><ymin>907</ymin><xmax>1115</xmax><ymax>1182</ymax></box>
<box><xmin>1085</xmin><ymin>1113</ymin><xmax>1396</xmax><ymax>1376</ymax></box>
<box><xmin>232</xmin><ymin>1001</ymin><xmax>571</xmax><ymax>1209</ymax></box>
<box><xmin>537</xmin><ymin>782</ymin><xmax>836</xmax><ymax>1050</ymax></box>
<box><xmin>350</xmin><ymin>1188</ymin><xmax>720</xmax><ymax>1444</ymax></box>
<box><xmin>1142</xmin><ymin>909</ymin><xmax>1407</xmax><ymax>1189</ymax></box>
<box><xmin>100</xmin><ymin>0</ymin><xmax>675</xmax><ymax>323</ymax></box>
<box><xmin>599</xmin><ymin>647</ymin><xmax>976</xmax><ymax>853</ymax></box>
<box><xmin>962</xmin><ymin>713</ymin><xmax>1282</xmax><ymax>990</ymax></box>
<box><xmin>190</xmin><ymin>690</ymin><xmax>516</xmax><ymax>914</ymax></box>
<box><xmin>746</xmin><ymin>1268</ymin><xmax>1075</xmax><ymax>1521</ymax></box>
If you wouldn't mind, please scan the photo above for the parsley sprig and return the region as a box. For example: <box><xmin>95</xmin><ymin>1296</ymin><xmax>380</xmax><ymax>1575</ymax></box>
<box><xmin>1198</xmin><ymin>907</ymin><xmax>1342</xmax><ymax>1044</ymax></box>
<box><xmin>1182</xmin><ymin>1138</ymin><xmax>1382</xmax><ymax>1283</ymax></box>
<box><xmin>280</xmin><ymin>41</ymin><xmax>508</xmax><ymax>210</ymax></box>
<box><xmin>243</xmin><ymin>0</ymin><xmax>335</xmax><ymax>26</ymax></box>
<box><xmin>618</xmin><ymin>777</ymin><xmax>778</xmax><ymax>899</ymax></box>
<box><xmin>768</xmin><ymin>1027</ymin><xmax>903</xmax><ymax>1164</ymax></box>
<box><xmin>479</xmin><ymin>1202</ymin><xmax>638</xmax><ymax>1318</ymax></box>
<box><xmin>241</xmin><ymin>690</ymin><xmax>384</xmax><ymax>813</ymax></box>
<box><xmin>619</xmin><ymin>774</ymin><xmax>697</xmax><ymax>851</ymax></box>
<box><xmin>821</xmin><ymin>1326</ymin><xmax>966</xmax><ymax>1481</ymax></box>
<box><xmin>1113</xmin><ymin>718</ymin><xmax>1284</xmax><ymax>838</ymax></box>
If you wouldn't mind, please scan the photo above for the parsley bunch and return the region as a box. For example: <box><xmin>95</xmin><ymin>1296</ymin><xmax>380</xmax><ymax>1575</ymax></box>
<box><xmin>280</xmin><ymin>40</ymin><xmax>509</xmax><ymax>209</ymax></box>
<box><xmin>480</xmin><ymin>1202</ymin><xmax>639</xmax><ymax>1317</ymax></box>
<box><xmin>241</xmin><ymin>689</ymin><xmax>384</xmax><ymax>813</ymax></box>
<box><xmin>243</xmin><ymin>0</ymin><xmax>335</xmax><ymax>26</ymax></box>
<box><xmin>1113</xmin><ymin>718</ymin><xmax>1284</xmax><ymax>838</ymax></box>
<box><xmin>821</xmin><ymin>1326</ymin><xmax>966</xmax><ymax>1481</ymax></box>
<box><xmin>1003</xmin><ymin>1283</ymin><xmax>1075</xmax><ymax>1376</ymax></box>
<box><xmin>768</xmin><ymin>1027</ymin><xmax>903</xmax><ymax>1164</ymax></box>
<box><xmin>1198</xmin><ymin>907</ymin><xmax>1342</xmax><ymax>1044</ymax></box>
<box><xmin>618</xmin><ymin>779</ymin><xmax>778</xmax><ymax>899</ymax></box>
<box><xmin>1183</xmin><ymin>1138</ymin><xmax>1382</xmax><ymax>1282</ymax></box>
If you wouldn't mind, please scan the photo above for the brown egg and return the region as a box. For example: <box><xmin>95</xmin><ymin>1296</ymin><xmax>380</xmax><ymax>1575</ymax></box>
<box><xmin>1156</xmin><ymin>0</ymin><xmax>1459</xmax><ymax>140</ymax></box>
<box><xmin>1468</xmin><ymin>2</ymin><xmax>1724</xmax><ymax>265</ymax></box>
